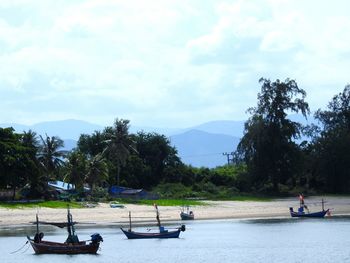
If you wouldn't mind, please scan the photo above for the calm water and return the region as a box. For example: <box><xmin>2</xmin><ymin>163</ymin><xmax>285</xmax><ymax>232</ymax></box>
<box><xmin>0</xmin><ymin>217</ymin><xmax>349</xmax><ymax>263</ymax></box>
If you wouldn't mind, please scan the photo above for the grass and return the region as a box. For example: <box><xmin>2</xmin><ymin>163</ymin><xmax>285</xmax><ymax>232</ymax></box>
<box><xmin>0</xmin><ymin>200</ymin><xmax>83</xmax><ymax>209</ymax></box>
<box><xmin>113</xmin><ymin>198</ymin><xmax>206</xmax><ymax>206</ymax></box>
<box><xmin>224</xmin><ymin>195</ymin><xmax>272</xmax><ymax>202</ymax></box>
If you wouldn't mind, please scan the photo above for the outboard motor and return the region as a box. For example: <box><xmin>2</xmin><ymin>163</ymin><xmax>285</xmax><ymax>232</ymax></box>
<box><xmin>90</xmin><ymin>233</ymin><xmax>103</xmax><ymax>244</ymax></box>
<box><xmin>180</xmin><ymin>225</ymin><xmax>186</xmax><ymax>232</ymax></box>
<box><xmin>34</xmin><ymin>232</ymin><xmax>44</xmax><ymax>243</ymax></box>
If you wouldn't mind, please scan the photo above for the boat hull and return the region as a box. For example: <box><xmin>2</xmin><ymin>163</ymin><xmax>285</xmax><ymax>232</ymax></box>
<box><xmin>290</xmin><ymin>209</ymin><xmax>329</xmax><ymax>218</ymax></box>
<box><xmin>27</xmin><ymin>238</ymin><xmax>100</xmax><ymax>254</ymax></box>
<box><xmin>121</xmin><ymin>228</ymin><xmax>181</xmax><ymax>239</ymax></box>
<box><xmin>180</xmin><ymin>212</ymin><xmax>194</xmax><ymax>220</ymax></box>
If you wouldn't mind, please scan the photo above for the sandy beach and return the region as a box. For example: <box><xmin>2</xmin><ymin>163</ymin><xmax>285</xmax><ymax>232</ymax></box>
<box><xmin>1</xmin><ymin>196</ymin><xmax>349</xmax><ymax>227</ymax></box>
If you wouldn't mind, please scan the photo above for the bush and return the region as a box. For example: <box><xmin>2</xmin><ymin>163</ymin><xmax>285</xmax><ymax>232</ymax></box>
<box><xmin>88</xmin><ymin>187</ymin><xmax>108</xmax><ymax>201</ymax></box>
<box><xmin>152</xmin><ymin>183</ymin><xmax>194</xmax><ymax>199</ymax></box>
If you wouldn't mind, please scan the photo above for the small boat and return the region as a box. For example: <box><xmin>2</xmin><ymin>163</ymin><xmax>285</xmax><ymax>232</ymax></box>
<box><xmin>110</xmin><ymin>202</ymin><xmax>125</xmax><ymax>208</ymax></box>
<box><xmin>121</xmin><ymin>205</ymin><xmax>186</xmax><ymax>239</ymax></box>
<box><xmin>289</xmin><ymin>195</ymin><xmax>330</xmax><ymax>218</ymax></box>
<box><xmin>27</xmin><ymin>206</ymin><xmax>103</xmax><ymax>254</ymax></box>
<box><xmin>180</xmin><ymin>206</ymin><xmax>194</xmax><ymax>220</ymax></box>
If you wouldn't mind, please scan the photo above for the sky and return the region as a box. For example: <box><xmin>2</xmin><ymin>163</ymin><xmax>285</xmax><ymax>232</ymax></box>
<box><xmin>0</xmin><ymin>0</ymin><xmax>350</xmax><ymax>128</ymax></box>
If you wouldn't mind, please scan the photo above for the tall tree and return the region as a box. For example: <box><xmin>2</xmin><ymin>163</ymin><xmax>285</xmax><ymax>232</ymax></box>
<box><xmin>38</xmin><ymin>135</ymin><xmax>66</xmax><ymax>182</ymax></box>
<box><xmin>64</xmin><ymin>150</ymin><xmax>87</xmax><ymax>192</ymax></box>
<box><xmin>104</xmin><ymin>119</ymin><xmax>136</xmax><ymax>186</ymax></box>
<box><xmin>21</xmin><ymin>130</ymin><xmax>43</xmax><ymax>196</ymax></box>
<box><xmin>77</xmin><ymin>131</ymin><xmax>107</xmax><ymax>157</ymax></box>
<box><xmin>235</xmin><ymin>78</ymin><xmax>309</xmax><ymax>192</ymax></box>
<box><xmin>309</xmin><ymin>85</ymin><xmax>350</xmax><ymax>193</ymax></box>
<box><xmin>0</xmin><ymin>128</ymin><xmax>30</xmax><ymax>199</ymax></box>
<box><xmin>85</xmin><ymin>153</ymin><xmax>108</xmax><ymax>191</ymax></box>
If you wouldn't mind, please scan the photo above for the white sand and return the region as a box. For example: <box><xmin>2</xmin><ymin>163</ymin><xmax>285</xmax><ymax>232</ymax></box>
<box><xmin>1</xmin><ymin>196</ymin><xmax>349</xmax><ymax>227</ymax></box>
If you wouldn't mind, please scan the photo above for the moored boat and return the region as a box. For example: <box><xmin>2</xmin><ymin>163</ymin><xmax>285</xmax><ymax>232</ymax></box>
<box><xmin>180</xmin><ymin>206</ymin><xmax>194</xmax><ymax>220</ymax></box>
<box><xmin>121</xmin><ymin>205</ymin><xmax>186</xmax><ymax>239</ymax></box>
<box><xmin>27</xmin><ymin>206</ymin><xmax>103</xmax><ymax>254</ymax></box>
<box><xmin>289</xmin><ymin>195</ymin><xmax>330</xmax><ymax>218</ymax></box>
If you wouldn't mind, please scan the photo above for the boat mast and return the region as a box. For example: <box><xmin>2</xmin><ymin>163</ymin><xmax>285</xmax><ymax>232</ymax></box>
<box><xmin>128</xmin><ymin>211</ymin><xmax>132</xmax><ymax>231</ymax></box>
<box><xmin>154</xmin><ymin>204</ymin><xmax>161</xmax><ymax>228</ymax></box>
<box><xmin>36</xmin><ymin>213</ymin><xmax>39</xmax><ymax>235</ymax></box>
<box><xmin>67</xmin><ymin>205</ymin><xmax>75</xmax><ymax>236</ymax></box>
<box><xmin>322</xmin><ymin>198</ymin><xmax>324</xmax><ymax>211</ymax></box>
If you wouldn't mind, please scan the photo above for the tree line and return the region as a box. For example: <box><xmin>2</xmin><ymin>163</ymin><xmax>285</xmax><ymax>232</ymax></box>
<box><xmin>1</xmin><ymin>78</ymin><xmax>350</xmax><ymax>199</ymax></box>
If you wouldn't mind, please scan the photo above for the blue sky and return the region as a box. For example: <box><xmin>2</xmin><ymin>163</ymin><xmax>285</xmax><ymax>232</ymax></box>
<box><xmin>0</xmin><ymin>0</ymin><xmax>349</xmax><ymax>128</ymax></box>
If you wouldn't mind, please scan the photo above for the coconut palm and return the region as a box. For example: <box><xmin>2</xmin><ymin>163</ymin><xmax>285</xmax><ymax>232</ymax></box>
<box><xmin>64</xmin><ymin>151</ymin><xmax>87</xmax><ymax>192</ymax></box>
<box><xmin>85</xmin><ymin>153</ymin><xmax>108</xmax><ymax>191</ymax></box>
<box><xmin>38</xmin><ymin>134</ymin><xmax>67</xmax><ymax>181</ymax></box>
<box><xmin>103</xmin><ymin>119</ymin><xmax>137</xmax><ymax>186</ymax></box>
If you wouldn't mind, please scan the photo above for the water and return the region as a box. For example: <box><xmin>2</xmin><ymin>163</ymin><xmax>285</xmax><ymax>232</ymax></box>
<box><xmin>1</xmin><ymin>217</ymin><xmax>350</xmax><ymax>263</ymax></box>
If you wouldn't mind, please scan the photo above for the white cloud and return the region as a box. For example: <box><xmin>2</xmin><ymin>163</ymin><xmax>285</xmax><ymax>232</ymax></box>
<box><xmin>0</xmin><ymin>0</ymin><xmax>350</xmax><ymax>128</ymax></box>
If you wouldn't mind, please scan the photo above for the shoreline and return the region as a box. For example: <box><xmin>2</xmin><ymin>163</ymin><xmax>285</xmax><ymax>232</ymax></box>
<box><xmin>1</xmin><ymin>196</ymin><xmax>350</xmax><ymax>228</ymax></box>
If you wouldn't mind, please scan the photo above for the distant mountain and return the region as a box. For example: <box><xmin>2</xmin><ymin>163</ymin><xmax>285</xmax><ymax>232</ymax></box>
<box><xmin>170</xmin><ymin>130</ymin><xmax>240</xmax><ymax>168</ymax></box>
<box><xmin>187</xmin><ymin>120</ymin><xmax>245</xmax><ymax>137</ymax></box>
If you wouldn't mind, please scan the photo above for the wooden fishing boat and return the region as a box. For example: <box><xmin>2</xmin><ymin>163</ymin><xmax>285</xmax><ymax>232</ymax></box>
<box><xmin>180</xmin><ymin>206</ymin><xmax>194</xmax><ymax>220</ymax></box>
<box><xmin>289</xmin><ymin>196</ymin><xmax>330</xmax><ymax>218</ymax></box>
<box><xmin>27</xmin><ymin>238</ymin><xmax>101</xmax><ymax>254</ymax></box>
<box><xmin>289</xmin><ymin>208</ymin><xmax>329</xmax><ymax>218</ymax></box>
<box><xmin>121</xmin><ymin>227</ymin><xmax>184</xmax><ymax>239</ymax></box>
<box><xmin>27</xmin><ymin>207</ymin><xmax>103</xmax><ymax>254</ymax></box>
<box><xmin>121</xmin><ymin>205</ymin><xmax>186</xmax><ymax>239</ymax></box>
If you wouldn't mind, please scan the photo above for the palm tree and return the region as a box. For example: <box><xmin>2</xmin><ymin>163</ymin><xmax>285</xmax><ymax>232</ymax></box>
<box><xmin>104</xmin><ymin>119</ymin><xmax>137</xmax><ymax>186</ymax></box>
<box><xmin>64</xmin><ymin>151</ymin><xmax>87</xmax><ymax>192</ymax></box>
<box><xmin>85</xmin><ymin>153</ymin><xmax>108</xmax><ymax>191</ymax></box>
<box><xmin>21</xmin><ymin>130</ymin><xmax>43</xmax><ymax>196</ymax></box>
<box><xmin>38</xmin><ymin>134</ymin><xmax>67</xmax><ymax>182</ymax></box>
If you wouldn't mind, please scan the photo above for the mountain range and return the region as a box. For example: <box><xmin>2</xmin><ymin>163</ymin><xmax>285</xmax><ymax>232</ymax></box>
<box><xmin>1</xmin><ymin>116</ymin><xmax>313</xmax><ymax>168</ymax></box>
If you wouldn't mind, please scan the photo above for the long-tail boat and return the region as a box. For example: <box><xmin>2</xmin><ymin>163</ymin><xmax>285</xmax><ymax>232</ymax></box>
<box><xmin>289</xmin><ymin>195</ymin><xmax>330</xmax><ymax>218</ymax></box>
<box><xmin>180</xmin><ymin>205</ymin><xmax>194</xmax><ymax>220</ymax></box>
<box><xmin>121</xmin><ymin>204</ymin><xmax>186</xmax><ymax>239</ymax></box>
<box><xmin>27</xmin><ymin>206</ymin><xmax>103</xmax><ymax>254</ymax></box>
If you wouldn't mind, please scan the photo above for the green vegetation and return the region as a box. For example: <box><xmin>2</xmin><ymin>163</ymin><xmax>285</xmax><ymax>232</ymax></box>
<box><xmin>0</xmin><ymin>201</ymin><xmax>83</xmax><ymax>209</ymax></box>
<box><xmin>1</xmin><ymin>79</ymin><xmax>350</xmax><ymax>200</ymax></box>
<box><xmin>114</xmin><ymin>199</ymin><xmax>206</xmax><ymax>206</ymax></box>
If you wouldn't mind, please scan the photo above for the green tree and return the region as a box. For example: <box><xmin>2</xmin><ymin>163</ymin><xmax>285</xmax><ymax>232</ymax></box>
<box><xmin>77</xmin><ymin>131</ymin><xmax>107</xmax><ymax>157</ymax></box>
<box><xmin>104</xmin><ymin>119</ymin><xmax>136</xmax><ymax>186</ymax></box>
<box><xmin>38</xmin><ymin>135</ymin><xmax>66</xmax><ymax>182</ymax></box>
<box><xmin>0</xmin><ymin>128</ymin><xmax>31</xmax><ymax>199</ymax></box>
<box><xmin>134</xmin><ymin>132</ymin><xmax>180</xmax><ymax>188</ymax></box>
<box><xmin>21</xmin><ymin>130</ymin><xmax>43</xmax><ymax>197</ymax></box>
<box><xmin>64</xmin><ymin>150</ymin><xmax>87</xmax><ymax>192</ymax></box>
<box><xmin>85</xmin><ymin>153</ymin><xmax>108</xmax><ymax>191</ymax></box>
<box><xmin>235</xmin><ymin>78</ymin><xmax>309</xmax><ymax>193</ymax></box>
<box><xmin>308</xmin><ymin>85</ymin><xmax>350</xmax><ymax>193</ymax></box>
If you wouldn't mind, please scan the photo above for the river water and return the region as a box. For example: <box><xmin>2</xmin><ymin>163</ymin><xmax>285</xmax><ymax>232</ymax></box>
<box><xmin>0</xmin><ymin>217</ymin><xmax>349</xmax><ymax>263</ymax></box>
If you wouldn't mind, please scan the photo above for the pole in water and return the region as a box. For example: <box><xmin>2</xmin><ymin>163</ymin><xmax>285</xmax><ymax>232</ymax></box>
<box><xmin>36</xmin><ymin>214</ymin><xmax>39</xmax><ymax>235</ymax></box>
<box><xmin>128</xmin><ymin>211</ymin><xmax>132</xmax><ymax>232</ymax></box>
<box><xmin>322</xmin><ymin>198</ymin><xmax>324</xmax><ymax>211</ymax></box>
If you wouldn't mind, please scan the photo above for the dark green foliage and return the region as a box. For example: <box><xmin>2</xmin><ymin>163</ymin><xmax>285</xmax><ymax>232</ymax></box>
<box><xmin>4</xmin><ymin>80</ymin><xmax>350</xmax><ymax>199</ymax></box>
<box><xmin>235</xmin><ymin>78</ymin><xmax>309</xmax><ymax>193</ymax></box>
<box><xmin>307</xmin><ymin>85</ymin><xmax>350</xmax><ymax>193</ymax></box>
<box><xmin>38</xmin><ymin>134</ymin><xmax>66</xmax><ymax>181</ymax></box>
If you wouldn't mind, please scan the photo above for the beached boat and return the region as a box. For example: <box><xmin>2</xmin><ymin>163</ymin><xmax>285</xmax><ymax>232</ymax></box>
<box><xmin>27</xmin><ymin>207</ymin><xmax>103</xmax><ymax>254</ymax></box>
<box><xmin>121</xmin><ymin>205</ymin><xmax>186</xmax><ymax>239</ymax></box>
<box><xmin>180</xmin><ymin>206</ymin><xmax>194</xmax><ymax>220</ymax></box>
<box><xmin>289</xmin><ymin>195</ymin><xmax>330</xmax><ymax>218</ymax></box>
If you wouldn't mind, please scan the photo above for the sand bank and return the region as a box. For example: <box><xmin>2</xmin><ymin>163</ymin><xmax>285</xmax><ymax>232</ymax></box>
<box><xmin>1</xmin><ymin>196</ymin><xmax>349</xmax><ymax>227</ymax></box>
